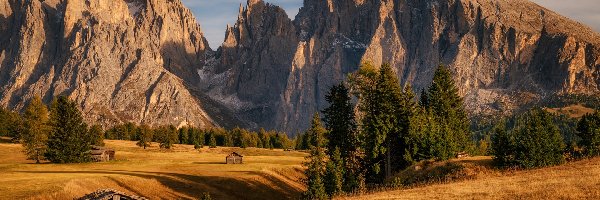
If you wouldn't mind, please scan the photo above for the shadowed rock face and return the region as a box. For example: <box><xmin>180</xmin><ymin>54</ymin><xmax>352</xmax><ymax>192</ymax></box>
<box><xmin>0</xmin><ymin>0</ymin><xmax>214</xmax><ymax>128</ymax></box>
<box><xmin>1</xmin><ymin>0</ymin><xmax>599</xmax><ymax>133</ymax></box>
<box><xmin>202</xmin><ymin>0</ymin><xmax>600</xmax><ymax>133</ymax></box>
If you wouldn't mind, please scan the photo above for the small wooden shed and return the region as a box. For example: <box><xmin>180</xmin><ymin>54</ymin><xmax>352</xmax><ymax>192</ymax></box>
<box><xmin>226</xmin><ymin>152</ymin><xmax>243</xmax><ymax>164</ymax></box>
<box><xmin>91</xmin><ymin>145</ymin><xmax>115</xmax><ymax>162</ymax></box>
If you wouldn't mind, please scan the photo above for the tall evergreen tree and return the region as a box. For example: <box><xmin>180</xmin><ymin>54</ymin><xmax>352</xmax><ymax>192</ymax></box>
<box><xmin>88</xmin><ymin>125</ymin><xmax>105</xmax><ymax>146</ymax></box>
<box><xmin>322</xmin><ymin>83</ymin><xmax>358</xmax><ymax>158</ymax></box>
<box><xmin>324</xmin><ymin>148</ymin><xmax>344</xmax><ymax>197</ymax></box>
<box><xmin>156</xmin><ymin>125</ymin><xmax>178</xmax><ymax>149</ymax></box>
<box><xmin>302</xmin><ymin>113</ymin><xmax>328</xmax><ymax>200</ymax></box>
<box><xmin>136</xmin><ymin>124</ymin><xmax>153</xmax><ymax>149</ymax></box>
<box><xmin>425</xmin><ymin>64</ymin><xmax>471</xmax><ymax>158</ymax></box>
<box><xmin>360</xmin><ymin>64</ymin><xmax>404</xmax><ymax>183</ymax></box>
<box><xmin>45</xmin><ymin>96</ymin><xmax>92</xmax><ymax>163</ymax></box>
<box><xmin>577</xmin><ymin>110</ymin><xmax>600</xmax><ymax>156</ymax></box>
<box><xmin>21</xmin><ymin>96</ymin><xmax>50</xmax><ymax>163</ymax></box>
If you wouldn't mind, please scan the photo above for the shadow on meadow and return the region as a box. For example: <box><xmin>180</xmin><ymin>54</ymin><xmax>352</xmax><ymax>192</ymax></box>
<box><xmin>19</xmin><ymin>169</ymin><xmax>303</xmax><ymax>200</ymax></box>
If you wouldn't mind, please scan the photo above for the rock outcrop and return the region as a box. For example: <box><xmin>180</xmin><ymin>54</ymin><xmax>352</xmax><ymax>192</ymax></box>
<box><xmin>203</xmin><ymin>0</ymin><xmax>600</xmax><ymax>133</ymax></box>
<box><xmin>2</xmin><ymin>0</ymin><xmax>599</xmax><ymax>133</ymax></box>
<box><xmin>0</xmin><ymin>0</ymin><xmax>214</xmax><ymax>128</ymax></box>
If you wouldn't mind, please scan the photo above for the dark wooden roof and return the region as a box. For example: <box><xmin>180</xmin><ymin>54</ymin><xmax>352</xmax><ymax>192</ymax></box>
<box><xmin>227</xmin><ymin>152</ymin><xmax>243</xmax><ymax>157</ymax></box>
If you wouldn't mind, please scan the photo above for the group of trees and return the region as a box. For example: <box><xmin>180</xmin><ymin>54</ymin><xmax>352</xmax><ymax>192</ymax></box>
<box><xmin>491</xmin><ymin>108</ymin><xmax>600</xmax><ymax>169</ymax></box>
<box><xmin>103</xmin><ymin>123</ymin><xmax>294</xmax><ymax>150</ymax></box>
<box><xmin>5</xmin><ymin>96</ymin><xmax>100</xmax><ymax>163</ymax></box>
<box><xmin>302</xmin><ymin>63</ymin><xmax>472</xmax><ymax>199</ymax></box>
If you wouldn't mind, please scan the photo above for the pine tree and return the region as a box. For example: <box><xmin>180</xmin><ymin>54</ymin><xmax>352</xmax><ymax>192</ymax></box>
<box><xmin>179</xmin><ymin>127</ymin><xmax>189</xmax><ymax>144</ymax></box>
<box><xmin>45</xmin><ymin>96</ymin><xmax>92</xmax><ymax>163</ymax></box>
<box><xmin>21</xmin><ymin>96</ymin><xmax>50</xmax><ymax>163</ymax></box>
<box><xmin>425</xmin><ymin>64</ymin><xmax>471</xmax><ymax>159</ymax></box>
<box><xmin>302</xmin><ymin>113</ymin><xmax>328</xmax><ymax>200</ymax></box>
<box><xmin>322</xmin><ymin>83</ymin><xmax>358</xmax><ymax>158</ymax></box>
<box><xmin>577</xmin><ymin>110</ymin><xmax>600</xmax><ymax>156</ymax></box>
<box><xmin>0</xmin><ymin>107</ymin><xmax>23</xmax><ymax>143</ymax></box>
<box><xmin>491</xmin><ymin>123</ymin><xmax>514</xmax><ymax>166</ymax></box>
<box><xmin>324</xmin><ymin>148</ymin><xmax>344</xmax><ymax>197</ymax></box>
<box><xmin>156</xmin><ymin>125</ymin><xmax>178</xmax><ymax>149</ymax></box>
<box><xmin>361</xmin><ymin>64</ymin><xmax>404</xmax><ymax>183</ymax></box>
<box><xmin>136</xmin><ymin>124</ymin><xmax>153</xmax><ymax>149</ymax></box>
<box><xmin>89</xmin><ymin>125</ymin><xmax>105</xmax><ymax>146</ymax></box>
<box><xmin>208</xmin><ymin>132</ymin><xmax>217</xmax><ymax>148</ymax></box>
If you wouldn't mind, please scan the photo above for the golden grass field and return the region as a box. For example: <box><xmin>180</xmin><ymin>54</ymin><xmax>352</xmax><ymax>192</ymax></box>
<box><xmin>3</xmin><ymin>137</ymin><xmax>600</xmax><ymax>200</ymax></box>
<box><xmin>0</xmin><ymin>138</ymin><xmax>307</xmax><ymax>199</ymax></box>
<box><xmin>545</xmin><ymin>104</ymin><xmax>596</xmax><ymax>118</ymax></box>
<box><xmin>343</xmin><ymin>156</ymin><xmax>600</xmax><ymax>200</ymax></box>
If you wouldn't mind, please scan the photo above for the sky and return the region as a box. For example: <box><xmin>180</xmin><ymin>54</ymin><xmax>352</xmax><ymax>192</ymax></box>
<box><xmin>182</xmin><ymin>0</ymin><xmax>600</xmax><ymax>49</ymax></box>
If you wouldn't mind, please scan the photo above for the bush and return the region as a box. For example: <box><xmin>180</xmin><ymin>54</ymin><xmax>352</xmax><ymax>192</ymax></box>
<box><xmin>491</xmin><ymin>109</ymin><xmax>565</xmax><ymax>168</ymax></box>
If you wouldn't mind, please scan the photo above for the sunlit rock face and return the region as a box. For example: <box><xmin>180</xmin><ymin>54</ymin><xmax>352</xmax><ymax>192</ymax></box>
<box><xmin>2</xmin><ymin>0</ymin><xmax>598</xmax><ymax>133</ymax></box>
<box><xmin>0</xmin><ymin>0</ymin><xmax>214</xmax><ymax>128</ymax></box>
<box><xmin>202</xmin><ymin>0</ymin><xmax>600</xmax><ymax>133</ymax></box>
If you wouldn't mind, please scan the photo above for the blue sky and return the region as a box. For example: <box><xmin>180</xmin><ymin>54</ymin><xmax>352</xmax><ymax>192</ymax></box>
<box><xmin>182</xmin><ymin>0</ymin><xmax>600</xmax><ymax>49</ymax></box>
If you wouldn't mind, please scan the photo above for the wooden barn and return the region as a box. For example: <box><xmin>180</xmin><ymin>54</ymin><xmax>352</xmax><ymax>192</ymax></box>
<box><xmin>91</xmin><ymin>145</ymin><xmax>115</xmax><ymax>162</ymax></box>
<box><xmin>226</xmin><ymin>152</ymin><xmax>243</xmax><ymax>164</ymax></box>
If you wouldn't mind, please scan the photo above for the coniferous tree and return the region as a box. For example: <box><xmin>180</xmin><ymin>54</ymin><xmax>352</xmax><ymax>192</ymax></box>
<box><xmin>0</xmin><ymin>107</ymin><xmax>23</xmax><ymax>142</ymax></box>
<box><xmin>88</xmin><ymin>125</ymin><xmax>105</xmax><ymax>146</ymax></box>
<box><xmin>323</xmin><ymin>83</ymin><xmax>358</xmax><ymax>158</ymax></box>
<box><xmin>361</xmin><ymin>64</ymin><xmax>403</xmax><ymax>183</ymax></box>
<box><xmin>21</xmin><ymin>96</ymin><xmax>50</xmax><ymax>163</ymax></box>
<box><xmin>302</xmin><ymin>113</ymin><xmax>328</xmax><ymax>200</ymax></box>
<box><xmin>179</xmin><ymin>127</ymin><xmax>189</xmax><ymax>144</ymax></box>
<box><xmin>45</xmin><ymin>96</ymin><xmax>92</xmax><ymax>163</ymax></box>
<box><xmin>324</xmin><ymin>148</ymin><xmax>344</xmax><ymax>197</ymax></box>
<box><xmin>156</xmin><ymin>125</ymin><xmax>178</xmax><ymax>149</ymax></box>
<box><xmin>491</xmin><ymin>109</ymin><xmax>565</xmax><ymax>168</ymax></box>
<box><xmin>136</xmin><ymin>125</ymin><xmax>153</xmax><ymax>149</ymax></box>
<box><xmin>425</xmin><ymin>64</ymin><xmax>471</xmax><ymax>158</ymax></box>
<box><xmin>577</xmin><ymin>110</ymin><xmax>600</xmax><ymax>156</ymax></box>
<box><xmin>208</xmin><ymin>132</ymin><xmax>217</xmax><ymax>148</ymax></box>
<box><xmin>491</xmin><ymin>123</ymin><xmax>514</xmax><ymax>166</ymax></box>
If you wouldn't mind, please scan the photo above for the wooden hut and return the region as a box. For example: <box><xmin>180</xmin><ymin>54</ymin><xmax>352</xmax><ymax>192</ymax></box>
<box><xmin>91</xmin><ymin>145</ymin><xmax>115</xmax><ymax>162</ymax></box>
<box><xmin>226</xmin><ymin>152</ymin><xmax>243</xmax><ymax>164</ymax></box>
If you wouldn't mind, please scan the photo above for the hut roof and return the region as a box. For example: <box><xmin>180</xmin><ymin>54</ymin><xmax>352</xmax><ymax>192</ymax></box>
<box><xmin>227</xmin><ymin>152</ymin><xmax>243</xmax><ymax>157</ymax></box>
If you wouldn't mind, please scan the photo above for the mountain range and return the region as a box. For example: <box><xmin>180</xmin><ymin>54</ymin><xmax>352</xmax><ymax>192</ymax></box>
<box><xmin>1</xmin><ymin>0</ymin><xmax>599</xmax><ymax>133</ymax></box>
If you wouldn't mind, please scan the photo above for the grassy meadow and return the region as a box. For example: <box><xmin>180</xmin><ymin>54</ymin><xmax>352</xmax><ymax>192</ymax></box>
<box><xmin>0</xmin><ymin>138</ymin><xmax>307</xmax><ymax>199</ymax></box>
<box><xmin>3</xmin><ymin>137</ymin><xmax>600</xmax><ymax>199</ymax></box>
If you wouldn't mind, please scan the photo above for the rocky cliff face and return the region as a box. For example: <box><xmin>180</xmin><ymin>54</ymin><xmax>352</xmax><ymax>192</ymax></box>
<box><xmin>2</xmin><ymin>0</ymin><xmax>599</xmax><ymax>133</ymax></box>
<box><xmin>203</xmin><ymin>0</ymin><xmax>600</xmax><ymax>133</ymax></box>
<box><xmin>0</xmin><ymin>0</ymin><xmax>214</xmax><ymax>128</ymax></box>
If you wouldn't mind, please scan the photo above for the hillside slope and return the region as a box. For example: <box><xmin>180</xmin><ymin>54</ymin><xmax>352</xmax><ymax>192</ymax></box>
<box><xmin>343</xmin><ymin>157</ymin><xmax>600</xmax><ymax>200</ymax></box>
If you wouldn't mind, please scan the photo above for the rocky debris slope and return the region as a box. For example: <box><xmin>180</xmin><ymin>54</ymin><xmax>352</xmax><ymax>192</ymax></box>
<box><xmin>203</xmin><ymin>0</ymin><xmax>600</xmax><ymax>133</ymax></box>
<box><xmin>0</xmin><ymin>0</ymin><xmax>214</xmax><ymax>128</ymax></box>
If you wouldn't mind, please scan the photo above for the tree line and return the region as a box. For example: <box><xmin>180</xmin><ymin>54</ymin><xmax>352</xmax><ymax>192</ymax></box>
<box><xmin>0</xmin><ymin>96</ymin><xmax>295</xmax><ymax>164</ymax></box>
<box><xmin>0</xmin><ymin>96</ymin><xmax>102</xmax><ymax>163</ymax></box>
<box><xmin>104</xmin><ymin>123</ymin><xmax>294</xmax><ymax>150</ymax></box>
<box><xmin>301</xmin><ymin>62</ymin><xmax>600</xmax><ymax>199</ymax></box>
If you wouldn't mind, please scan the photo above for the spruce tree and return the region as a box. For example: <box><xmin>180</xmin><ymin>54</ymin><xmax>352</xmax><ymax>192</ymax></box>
<box><xmin>425</xmin><ymin>64</ymin><xmax>471</xmax><ymax>158</ymax></box>
<box><xmin>136</xmin><ymin>124</ymin><xmax>153</xmax><ymax>149</ymax></box>
<box><xmin>577</xmin><ymin>110</ymin><xmax>600</xmax><ymax>156</ymax></box>
<box><xmin>45</xmin><ymin>96</ymin><xmax>92</xmax><ymax>163</ymax></box>
<box><xmin>21</xmin><ymin>96</ymin><xmax>50</xmax><ymax>163</ymax></box>
<box><xmin>322</xmin><ymin>83</ymin><xmax>358</xmax><ymax>158</ymax></box>
<box><xmin>324</xmin><ymin>148</ymin><xmax>344</xmax><ymax>197</ymax></box>
<box><xmin>89</xmin><ymin>125</ymin><xmax>105</xmax><ymax>146</ymax></box>
<box><xmin>156</xmin><ymin>125</ymin><xmax>178</xmax><ymax>149</ymax></box>
<box><xmin>302</xmin><ymin>113</ymin><xmax>328</xmax><ymax>200</ymax></box>
<box><xmin>491</xmin><ymin>123</ymin><xmax>514</xmax><ymax>166</ymax></box>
